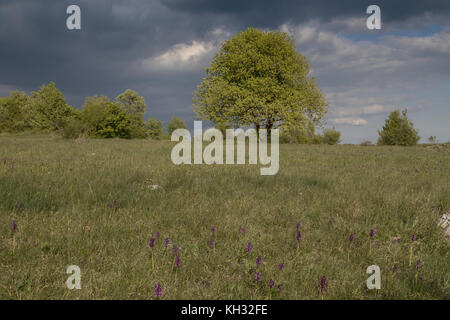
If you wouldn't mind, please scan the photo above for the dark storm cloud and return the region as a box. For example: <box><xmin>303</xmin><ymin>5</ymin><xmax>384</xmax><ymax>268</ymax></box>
<box><xmin>0</xmin><ymin>0</ymin><xmax>219</xmax><ymax>108</ymax></box>
<box><xmin>161</xmin><ymin>0</ymin><xmax>450</xmax><ymax>27</ymax></box>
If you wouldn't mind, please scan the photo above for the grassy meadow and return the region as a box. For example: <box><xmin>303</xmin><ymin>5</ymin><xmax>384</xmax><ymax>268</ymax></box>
<box><xmin>0</xmin><ymin>133</ymin><xmax>449</xmax><ymax>299</ymax></box>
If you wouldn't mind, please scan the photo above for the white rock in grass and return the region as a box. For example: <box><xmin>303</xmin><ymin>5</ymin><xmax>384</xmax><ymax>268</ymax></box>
<box><xmin>148</xmin><ymin>184</ymin><xmax>161</xmax><ymax>190</ymax></box>
<box><xmin>438</xmin><ymin>213</ymin><xmax>450</xmax><ymax>238</ymax></box>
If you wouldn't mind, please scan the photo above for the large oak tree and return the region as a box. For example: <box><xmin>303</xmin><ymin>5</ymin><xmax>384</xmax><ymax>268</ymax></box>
<box><xmin>193</xmin><ymin>28</ymin><xmax>328</xmax><ymax>135</ymax></box>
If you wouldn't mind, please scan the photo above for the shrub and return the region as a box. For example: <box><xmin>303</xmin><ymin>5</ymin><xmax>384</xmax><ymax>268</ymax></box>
<box><xmin>80</xmin><ymin>95</ymin><xmax>132</xmax><ymax>138</ymax></box>
<box><xmin>377</xmin><ymin>109</ymin><xmax>419</xmax><ymax>146</ymax></box>
<box><xmin>280</xmin><ymin>121</ymin><xmax>321</xmax><ymax>144</ymax></box>
<box><xmin>61</xmin><ymin>115</ymin><xmax>89</xmax><ymax>139</ymax></box>
<box><xmin>29</xmin><ymin>82</ymin><xmax>75</xmax><ymax>131</ymax></box>
<box><xmin>167</xmin><ymin>117</ymin><xmax>187</xmax><ymax>136</ymax></box>
<box><xmin>321</xmin><ymin>128</ymin><xmax>341</xmax><ymax>145</ymax></box>
<box><xmin>115</xmin><ymin>89</ymin><xmax>147</xmax><ymax>139</ymax></box>
<box><xmin>360</xmin><ymin>140</ymin><xmax>374</xmax><ymax>146</ymax></box>
<box><xmin>147</xmin><ymin>118</ymin><xmax>166</xmax><ymax>140</ymax></box>
<box><xmin>0</xmin><ymin>91</ymin><xmax>32</xmax><ymax>132</ymax></box>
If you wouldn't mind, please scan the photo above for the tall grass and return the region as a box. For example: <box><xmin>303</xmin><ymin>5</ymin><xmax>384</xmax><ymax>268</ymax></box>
<box><xmin>1</xmin><ymin>134</ymin><xmax>449</xmax><ymax>299</ymax></box>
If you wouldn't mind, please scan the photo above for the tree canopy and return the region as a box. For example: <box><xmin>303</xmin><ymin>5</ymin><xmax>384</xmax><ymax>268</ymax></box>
<box><xmin>193</xmin><ymin>28</ymin><xmax>328</xmax><ymax>134</ymax></box>
<box><xmin>29</xmin><ymin>82</ymin><xmax>74</xmax><ymax>131</ymax></box>
<box><xmin>167</xmin><ymin>117</ymin><xmax>187</xmax><ymax>136</ymax></box>
<box><xmin>378</xmin><ymin>109</ymin><xmax>420</xmax><ymax>146</ymax></box>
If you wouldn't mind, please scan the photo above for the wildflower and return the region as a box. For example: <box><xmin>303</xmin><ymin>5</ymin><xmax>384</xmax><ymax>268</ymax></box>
<box><xmin>296</xmin><ymin>222</ymin><xmax>301</xmax><ymax>231</ymax></box>
<box><xmin>174</xmin><ymin>256</ymin><xmax>181</xmax><ymax>268</ymax></box>
<box><xmin>155</xmin><ymin>232</ymin><xmax>160</xmax><ymax>239</ymax></box>
<box><xmin>412</xmin><ymin>234</ymin><xmax>417</xmax><ymax>242</ymax></box>
<box><xmin>164</xmin><ymin>238</ymin><xmax>170</xmax><ymax>247</ymax></box>
<box><xmin>154</xmin><ymin>283</ymin><xmax>162</xmax><ymax>297</ymax></box>
<box><xmin>208</xmin><ymin>237</ymin><xmax>214</xmax><ymax>249</ymax></box>
<box><xmin>245</xmin><ymin>242</ymin><xmax>252</xmax><ymax>254</ymax></box>
<box><xmin>172</xmin><ymin>245</ymin><xmax>179</xmax><ymax>255</ymax></box>
<box><xmin>11</xmin><ymin>221</ymin><xmax>17</xmax><ymax>232</ymax></box>
<box><xmin>277</xmin><ymin>284</ymin><xmax>283</xmax><ymax>291</ymax></box>
<box><xmin>268</xmin><ymin>279</ymin><xmax>274</xmax><ymax>289</ymax></box>
<box><xmin>369</xmin><ymin>229</ymin><xmax>375</xmax><ymax>238</ymax></box>
<box><xmin>349</xmin><ymin>233</ymin><xmax>354</xmax><ymax>243</ymax></box>
<box><xmin>109</xmin><ymin>204</ymin><xmax>113</xmax><ymax>209</ymax></box>
<box><xmin>318</xmin><ymin>276</ymin><xmax>327</xmax><ymax>292</ymax></box>
<box><xmin>278</xmin><ymin>263</ymin><xmax>284</xmax><ymax>271</ymax></box>
<box><xmin>149</xmin><ymin>237</ymin><xmax>155</xmax><ymax>249</ymax></box>
<box><xmin>392</xmin><ymin>265</ymin><xmax>398</xmax><ymax>272</ymax></box>
<box><xmin>202</xmin><ymin>280</ymin><xmax>211</xmax><ymax>287</ymax></box>
<box><xmin>211</xmin><ymin>227</ymin><xmax>216</xmax><ymax>235</ymax></box>
<box><xmin>113</xmin><ymin>200</ymin><xmax>117</xmax><ymax>204</ymax></box>
<box><xmin>240</xmin><ymin>227</ymin><xmax>245</xmax><ymax>234</ymax></box>
<box><xmin>254</xmin><ymin>272</ymin><xmax>262</xmax><ymax>282</ymax></box>
<box><xmin>256</xmin><ymin>256</ymin><xmax>262</xmax><ymax>266</ymax></box>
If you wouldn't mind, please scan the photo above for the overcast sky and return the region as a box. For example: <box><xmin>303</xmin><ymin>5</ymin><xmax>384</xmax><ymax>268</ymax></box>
<box><xmin>1</xmin><ymin>0</ymin><xmax>449</xmax><ymax>143</ymax></box>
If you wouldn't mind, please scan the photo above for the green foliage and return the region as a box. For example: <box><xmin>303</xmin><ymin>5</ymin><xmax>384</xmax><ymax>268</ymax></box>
<box><xmin>81</xmin><ymin>95</ymin><xmax>132</xmax><ymax>139</ymax></box>
<box><xmin>115</xmin><ymin>89</ymin><xmax>146</xmax><ymax>115</ymax></box>
<box><xmin>115</xmin><ymin>89</ymin><xmax>147</xmax><ymax>138</ymax></box>
<box><xmin>147</xmin><ymin>118</ymin><xmax>167</xmax><ymax>140</ymax></box>
<box><xmin>28</xmin><ymin>82</ymin><xmax>75</xmax><ymax>131</ymax></box>
<box><xmin>280</xmin><ymin>121</ymin><xmax>321</xmax><ymax>144</ymax></box>
<box><xmin>61</xmin><ymin>110</ymin><xmax>89</xmax><ymax>139</ymax></box>
<box><xmin>194</xmin><ymin>27</ymin><xmax>328</xmax><ymax>133</ymax></box>
<box><xmin>167</xmin><ymin>117</ymin><xmax>187</xmax><ymax>136</ymax></box>
<box><xmin>0</xmin><ymin>83</ymin><xmax>165</xmax><ymax>140</ymax></box>
<box><xmin>378</xmin><ymin>109</ymin><xmax>420</xmax><ymax>146</ymax></box>
<box><xmin>0</xmin><ymin>91</ymin><xmax>31</xmax><ymax>132</ymax></box>
<box><xmin>321</xmin><ymin>128</ymin><xmax>341</xmax><ymax>145</ymax></box>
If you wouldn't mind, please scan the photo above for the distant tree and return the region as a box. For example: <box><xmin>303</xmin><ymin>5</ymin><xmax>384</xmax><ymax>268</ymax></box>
<box><xmin>29</xmin><ymin>82</ymin><xmax>74</xmax><ymax>131</ymax></box>
<box><xmin>115</xmin><ymin>89</ymin><xmax>147</xmax><ymax>138</ymax></box>
<box><xmin>0</xmin><ymin>91</ymin><xmax>31</xmax><ymax>132</ymax></box>
<box><xmin>167</xmin><ymin>117</ymin><xmax>187</xmax><ymax>136</ymax></box>
<box><xmin>428</xmin><ymin>136</ymin><xmax>437</xmax><ymax>144</ymax></box>
<box><xmin>280</xmin><ymin>120</ymin><xmax>319</xmax><ymax>144</ymax></box>
<box><xmin>80</xmin><ymin>95</ymin><xmax>111</xmax><ymax>134</ymax></box>
<box><xmin>377</xmin><ymin>109</ymin><xmax>420</xmax><ymax>146</ymax></box>
<box><xmin>61</xmin><ymin>110</ymin><xmax>89</xmax><ymax>139</ymax></box>
<box><xmin>193</xmin><ymin>27</ymin><xmax>328</xmax><ymax>136</ymax></box>
<box><xmin>147</xmin><ymin>118</ymin><xmax>166</xmax><ymax>140</ymax></box>
<box><xmin>97</xmin><ymin>103</ymin><xmax>132</xmax><ymax>138</ymax></box>
<box><xmin>115</xmin><ymin>89</ymin><xmax>146</xmax><ymax>115</ymax></box>
<box><xmin>321</xmin><ymin>128</ymin><xmax>341</xmax><ymax>145</ymax></box>
<box><xmin>81</xmin><ymin>95</ymin><xmax>132</xmax><ymax>138</ymax></box>
<box><xmin>360</xmin><ymin>140</ymin><xmax>375</xmax><ymax>146</ymax></box>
